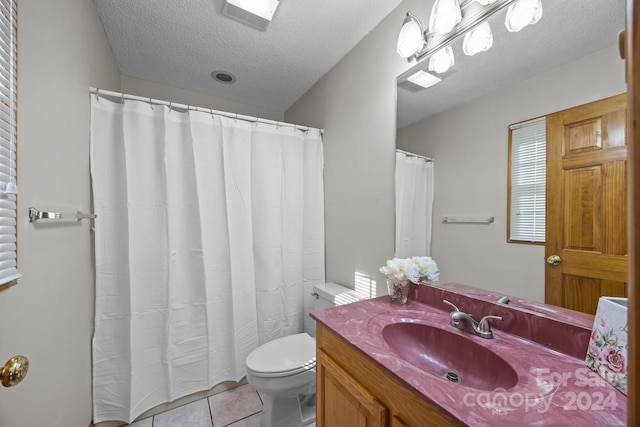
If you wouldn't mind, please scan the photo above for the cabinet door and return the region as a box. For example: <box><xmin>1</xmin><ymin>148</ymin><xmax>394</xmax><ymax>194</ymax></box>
<box><xmin>317</xmin><ymin>349</ymin><xmax>388</xmax><ymax>427</ymax></box>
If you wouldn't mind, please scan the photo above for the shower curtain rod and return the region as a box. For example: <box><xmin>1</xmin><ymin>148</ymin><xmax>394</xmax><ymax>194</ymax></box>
<box><xmin>396</xmin><ymin>149</ymin><xmax>433</xmax><ymax>162</ymax></box>
<box><xmin>90</xmin><ymin>87</ymin><xmax>324</xmax><ymax>134</ymax></box>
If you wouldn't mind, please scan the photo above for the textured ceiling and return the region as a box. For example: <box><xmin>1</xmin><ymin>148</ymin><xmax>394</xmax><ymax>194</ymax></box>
<box><xmin>94</xmin><ymin>0</ymin><xmax>627</xmax><ymax>126</ymax></box>
<box><xmin>94</xmin><ymin>0</ymin><xmax>405</xmax><ymax>113</ymax></box>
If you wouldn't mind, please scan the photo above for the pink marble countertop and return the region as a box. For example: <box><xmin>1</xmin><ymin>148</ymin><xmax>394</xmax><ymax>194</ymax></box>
<box><xmin>311</xmin><ymin>283</ymin><xmax>627</xmax><ymax>426</ymax></box>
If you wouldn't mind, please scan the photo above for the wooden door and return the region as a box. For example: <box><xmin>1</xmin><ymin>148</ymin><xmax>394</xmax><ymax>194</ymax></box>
<box><xmin>624</xmin><ymin>0</ymin><xmax>639</xmax><ymax>421</ymax></box>
<box><xmin>546</xmin><ymin>94</ymin><xmax>628</xmax><ymax>313</ymax></box>
<box><xmin>316</xmin><ymin>349</ymin><xmax>388</xmax><ymax>427</ymax></box>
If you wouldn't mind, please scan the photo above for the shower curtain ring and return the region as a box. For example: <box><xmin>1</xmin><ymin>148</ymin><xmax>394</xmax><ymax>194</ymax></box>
<box><xmin>95</xmin><ymin>89</ymin><xmax>100</xmax><ymax>101</ymax></box>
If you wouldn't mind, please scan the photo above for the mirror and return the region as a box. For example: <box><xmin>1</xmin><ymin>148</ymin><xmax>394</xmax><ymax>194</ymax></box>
<box><xmin>394</xmin><ymin>0</ymin><xmax>627</xmax><ymax>305</ymax></box>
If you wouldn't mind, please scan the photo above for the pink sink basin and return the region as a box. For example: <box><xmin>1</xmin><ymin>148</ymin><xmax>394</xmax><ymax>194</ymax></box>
<box><xmin>382</xmin><ymin>322</ymin><xmax>519</xmax><ymax>391</ymax></box>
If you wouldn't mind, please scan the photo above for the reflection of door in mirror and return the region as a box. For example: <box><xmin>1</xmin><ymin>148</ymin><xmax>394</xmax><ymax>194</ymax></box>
<box><xmin>546</xmin><ymin>93</ymin><xmax>627</xmax><ymax>314</ymax></box>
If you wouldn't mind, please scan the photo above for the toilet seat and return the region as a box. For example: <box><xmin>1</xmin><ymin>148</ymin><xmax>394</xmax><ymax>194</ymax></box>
<box><xmin>246</xmin><ymin>333</ymin><xmax>316</xmax><ymax>378</ymax></box>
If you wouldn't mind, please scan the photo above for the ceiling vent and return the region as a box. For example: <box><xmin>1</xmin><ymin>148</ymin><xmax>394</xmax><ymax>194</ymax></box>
<box><xmin>222</xmin><ymin>0</ymin><xmax>280</xmax><ymax>31</ymax></box>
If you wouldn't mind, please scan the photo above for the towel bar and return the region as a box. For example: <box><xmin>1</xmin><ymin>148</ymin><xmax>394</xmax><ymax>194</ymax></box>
<box><xmin>28</xmin><ymin>207</ymin><xmax>97</xmax><ymax>223</ymax></box>
<box><xmin>442</xmin><ymin>216</ymin><xmax>494</xmax><ymax>224</ymax></box>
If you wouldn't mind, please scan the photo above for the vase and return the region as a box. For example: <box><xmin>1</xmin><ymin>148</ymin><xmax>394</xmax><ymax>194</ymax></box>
<box><xmin>386</xmin><ymin>277</ymin><xmax>411</xmax><ymax>305</ymax></box>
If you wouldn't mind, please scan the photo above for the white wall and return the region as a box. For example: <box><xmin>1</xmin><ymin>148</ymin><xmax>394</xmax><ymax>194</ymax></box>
<box><xmin>285</xmin><ymin>3</ymin><xmax>416</xmax><ymax>297</ymax></box>
<box><xmin>0</xmin><ymin>1</ymin><xmax>120</xmax><ymax>427</ymax></box>
<box><xmin>397</xmin><ymin>45</ymin><xmax>626</xmax><ymax>302</ymax></box>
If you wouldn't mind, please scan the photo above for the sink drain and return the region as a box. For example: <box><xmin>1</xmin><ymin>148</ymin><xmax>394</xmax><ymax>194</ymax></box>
<box><xmin>444</xmin><ymin>372</ymin><xmax>461</xmax><ymax>383</ymax></box>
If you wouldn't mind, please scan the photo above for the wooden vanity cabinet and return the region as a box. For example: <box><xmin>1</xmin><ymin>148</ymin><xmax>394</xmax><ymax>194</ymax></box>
<box><xmin>315</xmin><ymin>324</ymin><xmax>457</xmax><ymax>427</ymax></box>
<box><xmin>390</xmin><ymin>416</ymin><xmax>411</xmax><ymax>427</ymax></box>
<box><xmin>317</xmin><ymin>349</ymin><xmax>387</xmax><ymax>426</ymax></box>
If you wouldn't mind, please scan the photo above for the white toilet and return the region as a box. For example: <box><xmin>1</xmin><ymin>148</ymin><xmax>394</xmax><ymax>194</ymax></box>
<box><xmin>246</xmin><ymin>282</ymin><xmax>366</xmax><ymax>427</ymax></box>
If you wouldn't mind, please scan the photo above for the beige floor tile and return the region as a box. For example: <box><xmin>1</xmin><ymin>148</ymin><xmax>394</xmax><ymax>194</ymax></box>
<box><xmin>153</xmin><ymin>398</ymin><xmax>213</xmax><ymax>427</ymax></box>
<box><xmin>208</xmin><ymin>383</ymin><xmax>263</xmax><ymax>426</ymax></box>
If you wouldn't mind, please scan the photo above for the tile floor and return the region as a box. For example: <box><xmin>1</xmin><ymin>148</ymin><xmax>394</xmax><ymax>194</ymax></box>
<box><xmin>126</xmin><ymin>383</ymin><xmax>316</xmax><ymax>427</ymax></box>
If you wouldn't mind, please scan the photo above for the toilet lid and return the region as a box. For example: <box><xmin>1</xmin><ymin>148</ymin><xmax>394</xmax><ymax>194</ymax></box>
<box><xmin>246</xmin><ymin>333</ymin><xmax>316</xmax><ymax>377</ymax></box>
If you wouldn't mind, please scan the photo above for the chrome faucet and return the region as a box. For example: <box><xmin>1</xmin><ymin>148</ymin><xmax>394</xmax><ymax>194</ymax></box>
<box><xmin>442</xmin><ymin>300</ymin><xmax>502</xmax><ymax>339</ymax></box>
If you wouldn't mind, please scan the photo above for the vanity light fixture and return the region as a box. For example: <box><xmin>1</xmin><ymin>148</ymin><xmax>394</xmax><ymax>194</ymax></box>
<box><xmin>407</xmin><ymin>70</ymin><xmax>442</xmax><ymax>89</ymax></box>
<box><xmin>428</xmin><ymin>45</ymin><xmax>455</xmax><ymax>73</ymax></box>
<box><xmin>397</xmin><ymin>12</ymin><xmax>426</xmax><ymax>58</ymax></box>
<box><xmin>505</xmin><ymin>0</ymin><xmax>543</xmax><ymax>32</ymax></box>
<box><xmin>396</xmin><ymin>0</ymin><xmax>543</xmax><ymax>63</ymax></box>
<box><xmin>462</xmin><ymin>20</ymin><xmax>493</xmax><ymax>56</ymax></box>
<box><xmin>429</xmin><ymin>0</ymin><xmax>462</xmax><ymax>35</ymax></box>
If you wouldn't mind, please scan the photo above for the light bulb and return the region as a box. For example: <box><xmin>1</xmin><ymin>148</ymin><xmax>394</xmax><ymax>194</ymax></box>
<box><xmin>463</xmin><ymin>21</ymin><xmax>493</xmax><ymax>56</ymax></box>
<box><xmin>429</xmin><ymin>0</ymin><xmax>462</xmax><ymax>35</ymax></box>
<box><xmin>428</xmin><ymin>45</ymin><xmax>455</xmax><ymax>74</ymax></box>
<box><xmin>505</xmin><ymin>0</ymin><xmax>543</xmax><ymax>32</ymax></box>
<box><xmin>397</xmin><ymin>12</ymin><xmax>425</xmax><ymax>58</ymax></box>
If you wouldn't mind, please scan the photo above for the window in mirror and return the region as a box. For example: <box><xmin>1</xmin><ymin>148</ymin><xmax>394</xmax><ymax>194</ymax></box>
<box><xmin>508</xmin><ymin>117</ymin><xmax>546</xmax><ymax>244</ymax></box>
<box><xmin>0</xmin><ymin>0</ymin><xmax>19</xmax><ymax>290</ymax></box>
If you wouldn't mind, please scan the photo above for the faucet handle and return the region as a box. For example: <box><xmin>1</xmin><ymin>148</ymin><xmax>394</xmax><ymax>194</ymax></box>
<box><xmin>478</xmin><ymin>315</ymin><xmax>502</xmax><ymax>333</ymax></box>
<box><xmin>442</xmin><ymin>299</ymin><xmax>460</xmax><ymax>312</ymax></box>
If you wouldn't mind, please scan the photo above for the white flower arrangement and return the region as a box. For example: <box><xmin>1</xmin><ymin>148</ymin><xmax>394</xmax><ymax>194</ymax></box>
<box><xmin>379</xmin><ymin>256</ymin><xmax>439</xmax><ymax>283</ymax></box>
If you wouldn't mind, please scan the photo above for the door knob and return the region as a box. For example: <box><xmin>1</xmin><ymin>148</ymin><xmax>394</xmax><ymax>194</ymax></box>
<box><xmin>1</xmin><ymin>355</ymin><xmax>28</xmax><ymax>387</ymax></box>
<box><xmin>546</xmin><ymin>255</ymin><xmax>562</xmax><ymax>266</ymax></box>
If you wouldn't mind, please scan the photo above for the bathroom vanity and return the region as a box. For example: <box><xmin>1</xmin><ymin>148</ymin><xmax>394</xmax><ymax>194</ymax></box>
<box><xmin>311</xmin><ymin>283</ymin><xmax>627</xmax><ymax>426</ymax></box>
<box><xmin>316</xmin><ymin>324</ymin><xmax>455</xmax><ymax>426</ymax></box>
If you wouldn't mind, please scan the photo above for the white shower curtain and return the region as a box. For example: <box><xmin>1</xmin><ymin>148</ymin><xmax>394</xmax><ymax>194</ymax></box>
<box><xmin>395</xmin><ymin>151</ymin><xmax>434</xmax><ymax>258</ymax></box>
<box><xmin>90</xmin><ymin>96</ymin><xmax>325</xmax><ymax>423</ymax></box>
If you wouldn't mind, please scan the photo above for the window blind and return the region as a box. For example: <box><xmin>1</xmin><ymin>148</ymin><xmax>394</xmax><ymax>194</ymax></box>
<box><xmin>509</xmin><ymin>117</ymin><xmax>546</xmax><ymax>243</ymax></box>
<box><xmin>0</xmin><ymin>0</ymin><xmax>19</xmax><ymax>286</ymax></box>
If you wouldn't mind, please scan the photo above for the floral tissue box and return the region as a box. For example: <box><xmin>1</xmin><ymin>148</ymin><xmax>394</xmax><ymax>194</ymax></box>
<box><xmin>585</xmin><ymin>297</ymin><xmax>628</xmax><ymax>395</ymax></box>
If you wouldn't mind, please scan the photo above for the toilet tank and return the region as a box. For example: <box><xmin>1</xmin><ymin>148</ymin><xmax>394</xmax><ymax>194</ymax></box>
<box><xmin>304</xmin><ymin>282</ymin><xmax>368</xmax><ymax>337</ymax></box>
